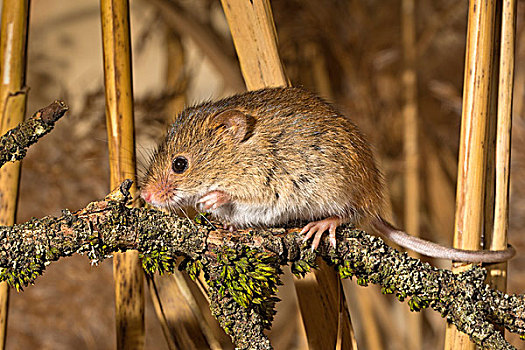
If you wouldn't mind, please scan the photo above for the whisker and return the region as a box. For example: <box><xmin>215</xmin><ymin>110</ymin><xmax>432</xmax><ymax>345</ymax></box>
<box><xmin>198</xmin><ymin>211</ymin><xmax>217</xmax><ymax>231</ymax></box>
<box><xmin>166</xmin><ymin>202</ymin><xmax>177</xmax><ymax>215</ymax></box>
<box><xmin>179</xmin><ymin>206</ymin><xmax>200</xmax><ymax>232</ymax></box>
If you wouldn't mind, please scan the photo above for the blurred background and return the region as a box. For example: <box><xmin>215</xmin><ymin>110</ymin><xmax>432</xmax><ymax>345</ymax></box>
<box><xmin>4</xmin><ymin>0</ymin><xmax>525</xmax><ymax>348</ymax></box>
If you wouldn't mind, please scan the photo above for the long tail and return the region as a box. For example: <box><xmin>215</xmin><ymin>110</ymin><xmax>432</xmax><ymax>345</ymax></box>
<box><xmin>371</xmin><ymin>217</ymin><xmax>515</xmax><ymax>263</ymax></box>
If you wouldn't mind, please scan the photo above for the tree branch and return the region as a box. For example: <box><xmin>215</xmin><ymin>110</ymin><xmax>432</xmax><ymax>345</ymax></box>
<box><xmin>0</xmin><ymin>180</ymin><xmax>523</xmax><ymax>350</ymax></box>
<box><xmin>0</xmin><ymin>100</ymin><xmax>68</xmax><ymax>167</ymax></box>
<box><xmin>0</xmin><ymin>101</ymin><xmax>522</xmax><ymax>349</ymax></box>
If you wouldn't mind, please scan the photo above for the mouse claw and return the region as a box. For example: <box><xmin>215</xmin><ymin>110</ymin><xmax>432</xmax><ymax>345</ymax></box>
<box><xmin>311</xmin><ymin>230</ymin><xmax>324</xmax><ymax>251</ymax></box>
<box><xmin>301</xmin><ymin>222</ymin><xmax>318</xmax><ymax>245</ymax></box>
<box><xmin>301</xmin><ymin>217</ymin><xmax>342</xmax><ymax>251</ymax></box>
<box><xmin>328</xmin><ymin>224</ymin><xmax>337</xmax><ymax>248</ymax></box>
<box><xmin>300</xmin><ymin>225</ymin><xmax>310</xmax><ymax>235</ymax></box>
<box><xmin>329</xmin><ymin>236</ymin><xmax>337</xmax><ymax>249</ymax></box>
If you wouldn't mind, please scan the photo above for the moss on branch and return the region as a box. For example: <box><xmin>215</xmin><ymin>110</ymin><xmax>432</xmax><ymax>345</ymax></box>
<box><xmin>0</xmin><ymin>180</ymin><xmax>523</xmax><ymax>350</ymax></box>
<box><xmin>0</xmin><ymin>100</ymin><xmax>68</xmax><ymax>167</ymax></box>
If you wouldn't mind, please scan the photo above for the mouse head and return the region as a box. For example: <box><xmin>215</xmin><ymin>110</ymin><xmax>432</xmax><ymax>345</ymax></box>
<box><xmin>141</xmin><ymin>106</ymin><xmax>255</xmax><ymax>210</ymax></box>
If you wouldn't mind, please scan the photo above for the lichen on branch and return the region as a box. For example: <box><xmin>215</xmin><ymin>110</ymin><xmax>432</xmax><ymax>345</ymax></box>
<box><xmin>0</xmin><ymin>180</ymin><xmax>522</xmax><ymax>349</ymax></box>
<box><xmin>0</xmin><ymin>100</ymin><xmax>68</xmax><ymax>167</ymax></box>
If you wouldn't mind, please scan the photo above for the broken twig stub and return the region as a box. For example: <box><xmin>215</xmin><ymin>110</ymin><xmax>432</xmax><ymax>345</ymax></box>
<box><xmin>0</xmin><ymin>100</ymin><xmax>68</xmax><ymax>167</ymax></box>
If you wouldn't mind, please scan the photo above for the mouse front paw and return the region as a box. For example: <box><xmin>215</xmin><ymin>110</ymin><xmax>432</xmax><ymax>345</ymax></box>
<box><xmin>198</xmin><ymin>190</ymin><xmax>231</xmax><ymax>211</ymax></box>
<box><xmin>300</xmin><ymin>216</ymin><xmax>342</xmax><ymax>251</ymax></box>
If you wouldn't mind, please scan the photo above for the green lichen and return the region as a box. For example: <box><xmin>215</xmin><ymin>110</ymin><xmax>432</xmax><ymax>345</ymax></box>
<box><xmin>193</xmin><ymin>213</ymin><xmax>210</xmax><ymax>225</ymax></box>
<box><xmin>290</xmin><ymin>246</ymin><xmax>318</xmax><ymax>278</ymax></box>
<box><xmin>0</xmin><ymin>262</ymin><xmax>43</xmax><ymax>292</ymax></box>
<box><xmin>140</xmin><ymin>249</ymin><xmax>177</xmax><ymax>275</ymax></box>
<box><xmin>408</xmin><ymin>295</ymin><xmax>430</xmax><ymax>312</ymax></box>
<box><xmin>207</xmin><ymin>245</ymin><xmax>281</xmax><ymax>330</ymax></box>
<box><xmin>337</xmin><ymin>259</ymin><xmax>355</xmax><ymax>279</ymax></box>
<box><xmin>0</xmin><ymin>215</ymin><xmax>81</xmax><ymax>291</ymax></box>
<box><xmin>290</xmin><ymin>259</ymin><xmax>314</xmax><ymax>277</ymax></box>
<box><xmin>381</xmin><ymin>286</ymin><xmax>394</xmax><ymax>294</ymax></box>
<box><xmin>179</xmin><ymin>257</ymin><xmax>203</xmax><ymax>280</ymax></box>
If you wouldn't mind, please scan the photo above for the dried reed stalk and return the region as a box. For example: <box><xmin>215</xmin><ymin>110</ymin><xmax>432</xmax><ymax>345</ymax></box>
<box><xmin>100</xmin><ymin>0</ymin><xmax>144</xmax><ymax>348</ymax></box>
<box><xmin>0</xmin><ymin>1</ymin><xmax>29</xmax><ymax>348</ymax></box>
<box><xmin>486</xmin><ymin>0</ymin><xmax>517</xmax><ymax>293</ymax></box>
<box><xmin>401</xmin><ymin>0</ymin><xmax>419</xmax><ymax>243</ymax></box>
<box><xmin>148</xmin><ymin>274</ymin><xmax>222</xmax><ymax>349</ymax></box>
<box><xmin>351</xmin><ymin>285</ymin><xmax>384</xmax><ymax>350</ymax></box>
<box><xmin>483</xmin><ymin>0</ymin><xmax>502</xmax><ymax>282</ymax></box>
<box><xmin>304</xmin><ymin>43</ymin><xmax>333</xmax><ymax>99</ymax></box>
<box><xmin>293</xmin><ymin>260</ymin><xmax>355</xmax><ymax>350</ymax></box>
<box><xmin>401</xmin><ymin>0</ymin><xmax>422</xmax><ymax>348</ymax></box>
<box><xmin>220</xmin><ymin>0</ymin><xmax>356</xmax><ymax>348</ymax></box>
<box><xmin>445</xmin><ymin>0</ymin><xmax>497</xmax><ymax>349</ymax></box>
<box><xmin>220</xmin><ymin>0</ymin><xmax>288</xmax><ymax>90</ymax></box>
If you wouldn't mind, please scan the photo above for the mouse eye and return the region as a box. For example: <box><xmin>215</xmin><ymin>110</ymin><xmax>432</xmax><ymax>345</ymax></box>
<box><xmin>172</xmin><ymin>156</ymin><xmax>189</xmax><ymax>174</ymax></box>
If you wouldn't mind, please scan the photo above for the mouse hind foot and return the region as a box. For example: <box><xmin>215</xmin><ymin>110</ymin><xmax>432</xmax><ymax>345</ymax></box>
<box><xmin>300</xmin><ymin>216</ymin><xmax>342</xmax><ymax>251</ymax></box>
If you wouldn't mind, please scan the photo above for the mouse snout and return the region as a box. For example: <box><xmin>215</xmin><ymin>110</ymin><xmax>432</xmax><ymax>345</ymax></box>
<box><xmin>140</xmin><ymin>187</ymin><xmax>160</xmax><ymax>205</ymax></box>
<box><xmin>140</xmin><ymin>183</ymin><xmax>160</xmax><ymax>203</ymax></box>
<box><xmin>140</xmin><ymin>181</ymin><xmax>179</xmax><ymax>208</ymax></box>
<box><xmin>141</xmin><ymin>190</ymin><xmax>153</xmax><ymax>203</ymax></box>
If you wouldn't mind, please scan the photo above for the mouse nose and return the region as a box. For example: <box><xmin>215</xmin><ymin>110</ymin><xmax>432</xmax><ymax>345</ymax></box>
<box><xmin>141</xmin><ymin>191</ymin><xmax>153</xmax><ymax>203</ymax></box>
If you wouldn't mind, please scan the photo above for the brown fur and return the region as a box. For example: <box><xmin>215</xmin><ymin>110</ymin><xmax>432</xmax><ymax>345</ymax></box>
<box><xmin>141</xmin><ymin>87</ymin><xmax>385</xmax><ymax>228</ymax></box>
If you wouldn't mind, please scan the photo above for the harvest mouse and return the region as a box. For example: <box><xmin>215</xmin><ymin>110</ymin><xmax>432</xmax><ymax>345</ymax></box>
<box><xmin>141</xmin><ymin>87</ymin><xmax>515</xmax><ymax>263</ymax></box>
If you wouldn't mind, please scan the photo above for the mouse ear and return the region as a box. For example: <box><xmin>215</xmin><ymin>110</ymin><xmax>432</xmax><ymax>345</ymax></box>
<box><xmin>213</xmin><ymin>109</ymin><xmax>255</xmax><ymax>142</ymax></box>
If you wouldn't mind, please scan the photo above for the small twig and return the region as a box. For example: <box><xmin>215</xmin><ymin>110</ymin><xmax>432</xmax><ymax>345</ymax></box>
<box><xmin>0</xmin><ymin>100</ymin><xmax>68</xmax><ymax>167</ymax></box>
<box><xmin>0</xmin><ymin>180</ymin><xmax>522</xmax><ymax>350</ymax></box>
